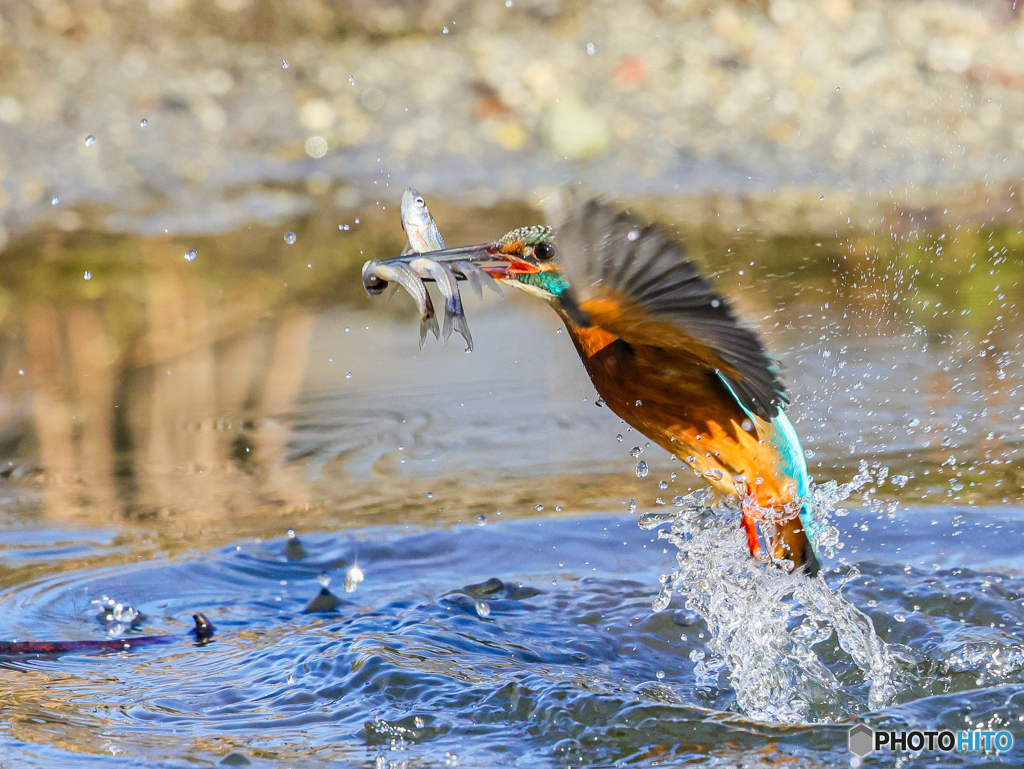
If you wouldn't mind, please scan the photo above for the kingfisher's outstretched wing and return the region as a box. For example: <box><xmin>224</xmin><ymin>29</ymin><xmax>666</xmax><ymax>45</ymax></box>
<box><xmin>553</xmin><ymin>198</ymin><xmax>786</xmax><ymax>421</ymax></box>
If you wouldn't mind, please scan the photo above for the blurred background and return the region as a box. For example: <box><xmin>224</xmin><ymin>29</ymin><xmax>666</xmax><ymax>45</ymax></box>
<box><xmin>2</xmin><ymin>2</ymin><xmax>1024</xmax><ymax>766</ymax></box>
<box><xmin>0</xmin><ymin>0</ymin><xmax>1021</xmax><ymax>551</ymax></box>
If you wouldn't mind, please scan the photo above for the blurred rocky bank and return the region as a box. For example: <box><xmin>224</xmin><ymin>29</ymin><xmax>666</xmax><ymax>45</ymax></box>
<box><xmin>1</xmin><ymin>0</ymin><xmax>1024</xmax><ymax>243</ymax></box>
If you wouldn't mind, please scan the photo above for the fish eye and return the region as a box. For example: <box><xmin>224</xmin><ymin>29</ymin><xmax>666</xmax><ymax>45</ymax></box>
<box><xmin>534</xmin><ymin>242</ymin><xmax>555</xmax><ymax>261</ymax></box>
<box><xmin>415</xmin><ymin>197</ymin><xmax>425</xmax><ymax>206</ymax></box>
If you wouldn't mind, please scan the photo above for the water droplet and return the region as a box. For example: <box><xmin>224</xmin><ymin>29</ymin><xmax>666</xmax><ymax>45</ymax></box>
<box><xmin>819</xmin><ymin>195</ymin><xmax>825</xmax><ymax>201</ymax></box>
<box><xmin>628</xmin><ymin>499</ymin><xmax>636</xmax><ymax>513</ymax></box>
<box><xmin>83</xmin><ymin>270</ymin><xmax>92</xmax><ymax>280</ymax></box>
<box><xmin>586</xmin><ymin>43</ymin><xmax>597</xmax><ymax>55</ymax></box>
<box><xmin>658</xmin><ymin>480</ymin><xmax>668</xmax><ymax>490</ymax></box>
<box><xmin>317</xmin><ymin>572</ymin><xmax>331</xmax><ymax>588</ymax></box>
<box><xmin>354</xmin><ymin>218</ymin><xmax>360</xmax><ymax>224</ymax></box>
<box><xmin>475</xmin><ymin>600</ymin><xmax>490</xmax><ymax>618</ymax></box>
<box><xmin>535</xmin><ymin>504</ymin><xmax>544</xmax><ymax>511</ymax></box>
<box><xmin>139</xmin><ymin>118</ymin><xmax>148</xmax><ymax>127</ymax></box>
<box><xmin>343</xmin><ymin>564</ymin><xmax>364</xmax><ymax>592</ymax></box>
<box><xmin>414</xmin><ymin>716</ymin><xmax>426</xmax><ymax>728</ymax></box>
<box><xmin>555</xmin><ymin>505</ymin><xmax>562</xmax><ymax>512</ymax></box>
<box><xmin>184</xmin><ymin>249</ymin><xmax>197</xmax><ymax>262</ymax></box>
<box><xmin>636</xmin><ymin>460</ymin><xmax>649</xmax><ymax>478</ymax></box>
<box><xmin>84</xmin><ymin>135</ymin><xmax>95</xmax><ymax>146</ymax></box>
<box><xmin>284</xmin><ymin>231</ymin><xmax>297</xmax><ymax>245</ymax></box>
<box><xmin>50</xmin><ymin>196</ymin><xmax>59</xmax><ymax>205</ymax></box>
<box><xmin>894</xmin><ymin>613</ymin><xmax>906</xmax><ymax>623</ymax></box>
<box><xmin>505</xmin><ymin>0</ymin><xmax>513</xmax><ymax>5</ymax></box>
<box><xmin>475</xmin><ymin>514</ymin><xmax>487</xmax><ymax>525</ymax></box>
<box><xmin>616</xmin><ymin>434</ymin><xmax>623</xmax><ymax>442</ymax></box>
<box><xmin>287</xmin><ymin>529</ymin><xmax>297</xmax><ymax>539</ymax></box>
<box><xmin>635</xmin><ymin>399</ymin><xmax>642</xmax><ymax>406</ymax></box>
<box><xmin>704</xmin><ymin>469</ymin><xmax>723</xmax><ymax>481</ymax></box>
<box><xmin>891</xmin><ymin>474</ymin><xmax>909</xmax><ymax>488</ymax></box>
<box><xmin>345</xmin><ymin>371</ymin><xmax>352</xmax><ymax>379</ymax></box>
<box><xmin>627</xmin><ymin>230</ymin><xmax>639</xmax><ymax>241</ymax></box>
<box><xmin>656</xmin><ymin>670</ymin><xmax>665</xmax><ymax>680</ymax></box>
<box><xmin>442</xmin><ymin>26</ymin><xmax>450</xmax><ymax>34</ymax></box>
<box><xmin>348</xmin><ymin>75</ymin><xmax>356</xmax><ymax>86</ymax></box>
<box><xmin>804</xmin><ymin>449</ymin><xmax>815</xmax><ymax>459</ymax></box>
<box><xmin>282</xmin><ymin>60</ymin><xmax>289</xmax><ymax>69</ymax></box>
<box><xmin>426</xmin><ymin>491</ymin><xmax>434</xmax><ymax>499</ymax></box>
<box><xmin>630</xmin><ymin>446</ymin><xmax>643</xmax><ymax>458</ymax></box>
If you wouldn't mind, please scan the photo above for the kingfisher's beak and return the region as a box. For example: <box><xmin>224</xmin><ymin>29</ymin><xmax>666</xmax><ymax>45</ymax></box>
<box><xmin>383</xmin><ymin>242</ymin><xmax>540</xmax><ymax>280</ymax></box>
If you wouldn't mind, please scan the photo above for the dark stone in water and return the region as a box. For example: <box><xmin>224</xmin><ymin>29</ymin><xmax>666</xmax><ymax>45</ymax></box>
<box><xmin>285</xmin><ymin>536</ymin><xmax>308</xmax><ymax>561</ymax></box>
<box><xmin>464</xmin><ymin>577</ymin><xmax>504</xmax><ymax>597</ymax></box>
<box><xmin>219</xmin><ymin>753</ymin><xmax>252</xmax><ymax>766</ymax></box>
<box><xmin>192</xmin><ymin>613</ymin><xmax>216</xmax><ymax>643</ymax></box>
<box><xmin>303</xmin><ymin>587</ymin><xmax>342</xmax><ymax>614</ymax></box>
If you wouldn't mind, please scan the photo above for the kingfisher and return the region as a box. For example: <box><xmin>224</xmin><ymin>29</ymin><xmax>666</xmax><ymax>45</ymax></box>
<box><xmin>369</xmin><ymin>197</ymin><xmax>821</xmax><ymax>575</ymax></box>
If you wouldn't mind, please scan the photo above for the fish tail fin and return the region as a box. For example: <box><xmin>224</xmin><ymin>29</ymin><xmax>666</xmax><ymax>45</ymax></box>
<box><xmin>419</xmin><ymin>311</ymin><xmax>440</xmax><ymax>349</ymax></box>
<box><xmin>441</xmin><ymin>307</ymin><xmax>454</xmax><ymax>342</ymax></box>
<box><xmin>452</xmin><ymin>310</ymin><xmax>473</xmax><ymax>351</ymax></box>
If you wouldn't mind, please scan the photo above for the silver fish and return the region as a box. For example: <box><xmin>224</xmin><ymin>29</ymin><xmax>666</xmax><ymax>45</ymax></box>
<box><xmin>409</xmin><ymin>258</ymin><xmax>472</xmax><ymax>350</ymax></box>
<box><xmin>400</xmin><ymin>188</ymin><xmax>446</xmax><ymax>254</ymax></box>
<box><xmin>361</xmin><ymin>259</ymin><xmax>440</xmax><ymax>349</ymax></box>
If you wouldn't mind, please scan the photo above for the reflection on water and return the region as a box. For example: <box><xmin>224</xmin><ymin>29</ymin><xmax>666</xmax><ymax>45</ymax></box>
<box><xmin>1</xmin><ymin>202</ymin><xmax>1024</xmax><ymax>764</ymax></box>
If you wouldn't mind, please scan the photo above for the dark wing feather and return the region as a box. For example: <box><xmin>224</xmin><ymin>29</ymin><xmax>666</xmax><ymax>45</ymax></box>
<box><xmin>554</xmin><ymin>197</ymin><xmax>786</xmax><ymax>420</ymax></box>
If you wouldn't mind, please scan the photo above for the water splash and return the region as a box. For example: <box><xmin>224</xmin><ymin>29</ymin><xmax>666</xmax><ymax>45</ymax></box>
<box><xmin>640</xmin><ymin>463</ymin><xmax>902</xmax><ymax>723</ymax></box>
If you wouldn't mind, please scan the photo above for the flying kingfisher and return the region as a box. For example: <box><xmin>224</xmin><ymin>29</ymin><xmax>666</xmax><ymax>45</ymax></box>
<box><xmin>364</xmin><ymin>197</ymin><xmax>822</xmax><ymax>575</ymax></box>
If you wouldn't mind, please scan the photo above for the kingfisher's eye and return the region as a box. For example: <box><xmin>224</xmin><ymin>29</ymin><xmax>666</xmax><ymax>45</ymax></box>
<box><xmin>534</xmin><ymin>242</ymin><xmax>555</xmax><ymax>261</ymax></box>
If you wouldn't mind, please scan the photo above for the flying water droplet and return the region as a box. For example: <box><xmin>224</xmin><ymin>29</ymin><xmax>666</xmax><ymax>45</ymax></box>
<box><xmin>586</xmin><ymin>43</ymin><xmax>597</xmax><ymax>55</ymax></box>
<box><xmin>659</xmin><ymin>480</ymin><xmax>668</xmax><ymax>490</ymax></box>
<box><xmin>282</xmin><ymin>60</ymin><xmax>289</xmax><ymax>69</ymax></box>
<box><xmin>475</xmin><ymin>600</ymin><xmax>491</xmax><ymax>618</ymax></box>
<box><xmin>184</xmin><ymin>249</ymin><xmax>197</xmax><ymax>262</ymax></box>
<box><xmin>349</xmin><ymin>75</ymin><xmax>356</xmax><ymax>86</ymax></box>
<box><xmin>628</xmin><ymin>499</ymin><xmax>637</xmax><ymax>513</ymax></box>
<box><xmin>636</xmin><ymin>461</ymin><xmax>649</xmax><ymax>478</ymax></box>
<box><xmin>704</xmin><ymin>469</ymin><xmax>723</xmax><ymax>481</ymax></box>
<box><xmin>83</xmin><ymin>270</ymin><xmax>92</xmax><ymax>280</ymax></box>
<box><xmin>284</xmin><ymin>231</ymin><xmax>297</xmax><ymax>244</ymax></box>
<box><xmin>891</xmin><ymin>474</ymin><xmax>909</xmax><ymax>488</ymax></box>
<box><xmin>84</xmin><ymin>135</ymin><xmax>95</xmax><ymax>146</ymax></box>
<box><xmin>345</xmin><ymin>372</ymin><xmax>352</xmax><ymax>379</ymax></box>
<box><xmin>343</xmin><ymin>565</ymin><xmax>364</xmax><ymax>592</ymax></box>
<box><xmin>535</xmin><ymin>504</ymin><xmax>544</xmax><ymax>511</ymax></box>
<box><xmin>317</xmin><ymin>573</ymin><xmax>331</xmax><ymax>588</ymax></box>
<box><xmin>475</xmin><ymin>514</ymin><xmax>487</xmax><ymax>525</ymax></box>
<box><xmin>50</xmin><ymin>196</ymin><xmax>59</xmax><ymax>205</ymax></box>
<box><xmin>442</xmin><ymin>26</ymin><xmax>450</xmax><ymax>34</ymax></box>
<box><xmin>426</xmin><ymin>491</ymin><xmax>433</xmax><ymax>499</ymax></box>
<box><xmin>139</xmin><ymin>118</ymin><xmax>148</xmax><ymax>127</ymax></box>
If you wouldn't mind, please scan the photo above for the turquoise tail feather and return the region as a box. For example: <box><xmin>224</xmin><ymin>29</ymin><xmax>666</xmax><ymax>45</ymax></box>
<box><xmin>716</xmin><ymin>374</ymin><xmax>823</xmax><ymax>564</ymax></box>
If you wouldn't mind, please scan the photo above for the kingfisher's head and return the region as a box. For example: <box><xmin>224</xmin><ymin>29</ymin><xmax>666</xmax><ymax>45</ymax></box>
<box><xmin>484</xmin><ymin>225</ymin><xmax>571</xmax><ymax>303</ymax></box>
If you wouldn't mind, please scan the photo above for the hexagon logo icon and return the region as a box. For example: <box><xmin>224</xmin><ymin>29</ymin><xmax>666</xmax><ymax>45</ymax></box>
<box><xmin>849</xmin><ymin>724</ymin><xmax>874</xmax><ymax>757</ymax></box>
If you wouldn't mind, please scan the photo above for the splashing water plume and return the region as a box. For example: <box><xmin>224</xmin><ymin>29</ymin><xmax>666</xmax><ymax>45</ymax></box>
<box><xmin>640</xmin><ymin>463</ymin><xmax>903</xmax><ymax>723</ymax></box>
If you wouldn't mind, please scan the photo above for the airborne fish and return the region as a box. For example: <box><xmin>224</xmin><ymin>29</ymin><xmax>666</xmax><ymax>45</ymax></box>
<box><xmin>361</xmin><ymin>259</ymin><xmax>440</xmax><ymax>349</ymax></box>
